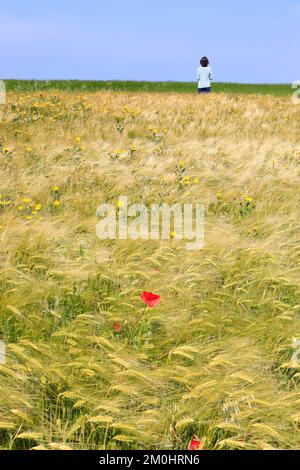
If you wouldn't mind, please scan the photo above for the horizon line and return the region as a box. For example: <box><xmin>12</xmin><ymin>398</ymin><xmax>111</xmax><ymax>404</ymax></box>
<box><xmin>1</xmin><ymin>78</ymin><xmax>293</xmax><ymax>86</ymax></box>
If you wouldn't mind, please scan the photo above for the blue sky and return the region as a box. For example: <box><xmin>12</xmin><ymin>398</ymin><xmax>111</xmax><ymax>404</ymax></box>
<box><xmin>1</xmin><ymin>0</ymin><xmax>299</xmax><ymax>83</ymax></box>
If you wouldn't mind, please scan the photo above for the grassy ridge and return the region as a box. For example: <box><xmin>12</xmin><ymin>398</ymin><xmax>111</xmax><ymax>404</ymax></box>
<box><xmin>4</xmin><ymin>79</ymin><xmax>292</xmax><ymax>96</ymax></box>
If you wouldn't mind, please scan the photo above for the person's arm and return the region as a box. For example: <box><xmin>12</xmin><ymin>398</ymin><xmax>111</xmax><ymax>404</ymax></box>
<box><xmin>209</xmin><ymin>68</ymin><xmax>213</xmax><ymax>81</ymax></box>
<box><xmin>196</xmin><ymin>68</ymin><xmax>201</xmax><ymax>81</ymax></box>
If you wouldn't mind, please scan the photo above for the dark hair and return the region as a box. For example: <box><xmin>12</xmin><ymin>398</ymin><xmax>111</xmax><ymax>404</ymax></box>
<box><xmin>200</xmin><ymin>56</ymin><xmax>209</xmax><ymax>67</ymax></box>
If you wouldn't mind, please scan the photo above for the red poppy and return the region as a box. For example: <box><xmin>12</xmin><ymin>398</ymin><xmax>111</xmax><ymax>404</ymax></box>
<box><xmin>188</xmin><ymin>435</ymin><xmax>202</xmax><ymax>451</ymax></box>
<box><xmin>140</xmin><ymin>291</ymin><xmax>161</xmax><ymax>308</ymax></box>
<box><xmin>113</xmin><ymin>322</ymin><xmax>122</xmax><ymax>332</ymax></box>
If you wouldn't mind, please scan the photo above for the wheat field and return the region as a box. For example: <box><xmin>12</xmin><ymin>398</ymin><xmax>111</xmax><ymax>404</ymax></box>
<box><xmin>0</xmin><ymin>90</ymin><xmax>300</xmax><ymax>450</ymax></box>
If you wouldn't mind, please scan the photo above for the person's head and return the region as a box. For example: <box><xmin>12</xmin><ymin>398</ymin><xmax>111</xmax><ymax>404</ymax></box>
<box><xmin>200</xmin><ymin>56</ymin><xmax>209</xmax><ymax>67</ymax></box>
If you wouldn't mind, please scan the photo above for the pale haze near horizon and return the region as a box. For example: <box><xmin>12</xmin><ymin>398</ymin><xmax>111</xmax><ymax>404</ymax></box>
<box><xmin>0</xmin><ymin>0</ymin><xmax>299</xmax><ymax>84</ymax></box>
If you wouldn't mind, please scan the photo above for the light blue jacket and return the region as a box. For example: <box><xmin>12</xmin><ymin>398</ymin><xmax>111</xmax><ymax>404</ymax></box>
<box><xmin>197</xmin><ymin>66</ymin><xmax>213</xmax><ymax>88</ymax></box>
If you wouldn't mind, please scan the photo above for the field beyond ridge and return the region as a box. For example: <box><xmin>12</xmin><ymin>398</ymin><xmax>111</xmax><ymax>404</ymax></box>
<box><xmin>0</xmin><ymin>89</ymin><xmax>300</xmax><ymax>450</ymax></box>
<box><xmin>4</xmin><ymin>79</ymin><xmax>292</xmax><ymax>96</ymax></box>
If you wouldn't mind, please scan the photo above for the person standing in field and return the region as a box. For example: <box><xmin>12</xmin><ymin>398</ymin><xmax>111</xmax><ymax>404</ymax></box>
<box><xmin>197</xmin><ymin>57</ymin><xmax>213</xmax><ymax>93</ymax></box>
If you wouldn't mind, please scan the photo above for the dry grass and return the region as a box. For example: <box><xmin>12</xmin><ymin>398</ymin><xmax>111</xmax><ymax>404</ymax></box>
<box><xmin>0</xmin><ymin>90</ymin><xmax>300</xmax><ymax>450</ymax></box>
